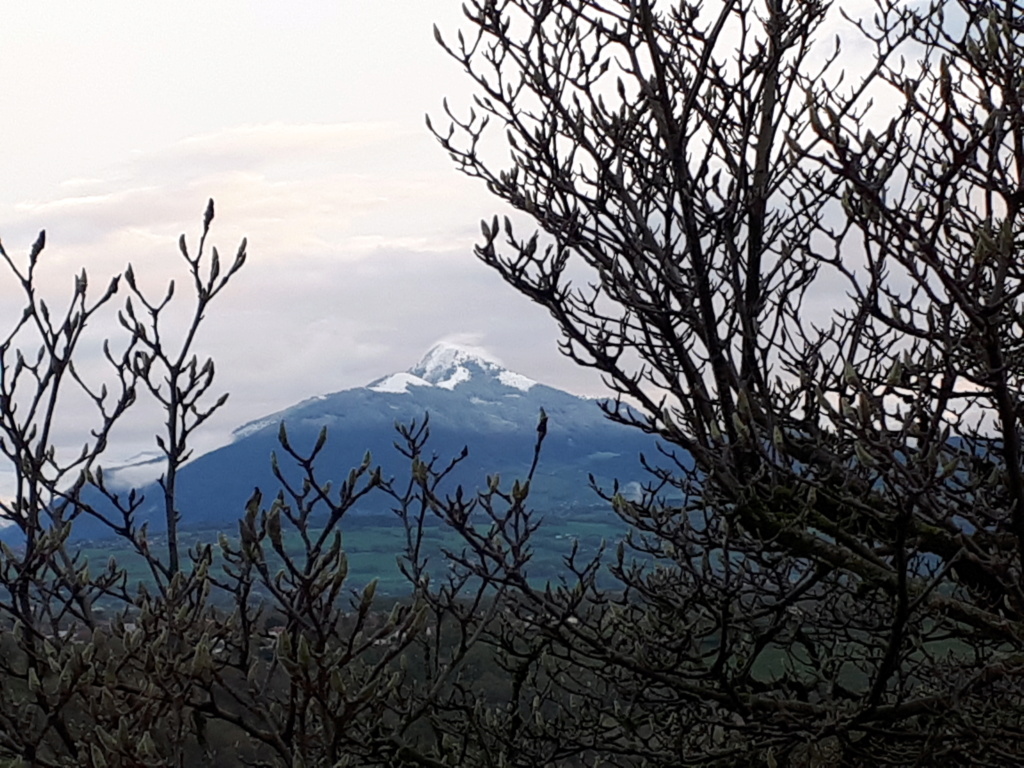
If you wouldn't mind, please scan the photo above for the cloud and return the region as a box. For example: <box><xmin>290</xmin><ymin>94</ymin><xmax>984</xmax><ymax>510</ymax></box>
<box><xmin>4</xmin><ymin>121</ymin><xmax>471</xmax><ymax>253</ymax></box>
<box><xmin>0</xmin><ymin>121</ymin><xmax>598</xmax><ymax>484</ymax></box>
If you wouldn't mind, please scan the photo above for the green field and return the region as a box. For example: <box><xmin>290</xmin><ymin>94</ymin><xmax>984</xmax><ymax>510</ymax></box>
<box><xmin>73</xmin><ymin>508</ymin><xmax>631</xmax><ymax>597</ymax></box>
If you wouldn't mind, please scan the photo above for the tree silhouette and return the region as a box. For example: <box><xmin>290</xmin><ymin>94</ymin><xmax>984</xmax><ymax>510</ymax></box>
<box><xmin>424</xmin><ymin>0</ymin><xmax>1024</xmax><ymax>763</ymax></box>
<box><xmin>0</xmin><ymin>206</ymin><xmax>452</xmax><ymax>767</ymax></box>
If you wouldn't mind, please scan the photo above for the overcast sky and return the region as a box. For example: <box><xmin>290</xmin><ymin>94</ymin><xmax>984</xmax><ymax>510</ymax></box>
<box><xmin>0</xmin><ymin>1</ymin><xmax>620</xmax><ymax>468</ymax></box>
<box><xmin>0</xmin><ymin>1</ymin><xmax>893</xmax><ymax>471</ymax></box>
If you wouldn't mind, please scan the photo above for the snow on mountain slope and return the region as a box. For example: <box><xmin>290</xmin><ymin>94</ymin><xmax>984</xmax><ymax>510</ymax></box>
<box><xmin>368</xmin><ymin>372</ymin><xmax>433</xmax><ymax>394</ymax></box>
<box><xmin>236</xmin><ymin>343</ymin><xmax>541</xmax><ymax>438</ymax></box>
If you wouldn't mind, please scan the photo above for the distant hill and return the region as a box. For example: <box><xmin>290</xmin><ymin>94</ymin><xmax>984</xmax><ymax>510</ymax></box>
<box><xmin>63</xmin><ymin>344</ymin><xmax>684</xmax><ymax>541</ymax></box>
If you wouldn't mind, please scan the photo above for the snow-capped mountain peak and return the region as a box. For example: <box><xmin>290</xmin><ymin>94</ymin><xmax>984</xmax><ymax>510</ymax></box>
<box><xmin>411</xmin><ymin>343</ymin><xmax>501</xmax><ymax>385</ymax></box>
<box><xmin>52</xmin><ymin>339</ymin><xmax>676</xmax><ymax>546</ymax></box>
<box><xmin>370</xmin><ymin>343</ymin><xmax>536</xmax><ymax>394</ymax></box>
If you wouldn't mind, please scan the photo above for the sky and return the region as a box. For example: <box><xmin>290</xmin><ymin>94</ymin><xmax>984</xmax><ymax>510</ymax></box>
<box><xmin>0</xmin><ymin>1</ymin><xmax>614</xmax><ymax>469</ymax></box>
<box><xmin>0</xmin><ymin>0</ymin><xmax>897</xmax><ymax>474</ymax></box>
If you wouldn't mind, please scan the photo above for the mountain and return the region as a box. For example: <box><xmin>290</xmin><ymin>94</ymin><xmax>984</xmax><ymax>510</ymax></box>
<box><xmin>68</xmin><ymin>344</ymin><xmax>683</xmax><ymax>540</ymax></box>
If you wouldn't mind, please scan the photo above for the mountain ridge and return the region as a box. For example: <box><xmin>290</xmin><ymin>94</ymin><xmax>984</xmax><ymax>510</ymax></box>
<box><xmin>36</xmin><ymin>343</ymin><xmax>682</xmax><ymax>541</ymax></box>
